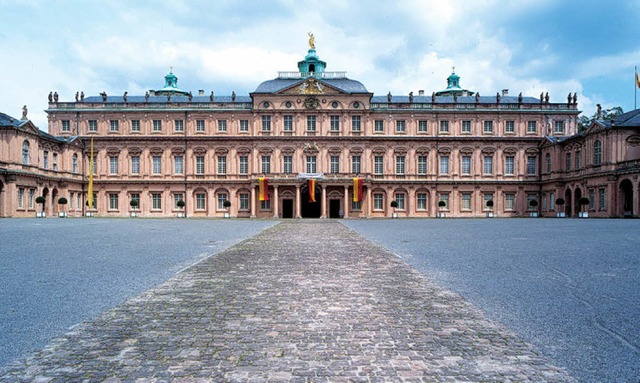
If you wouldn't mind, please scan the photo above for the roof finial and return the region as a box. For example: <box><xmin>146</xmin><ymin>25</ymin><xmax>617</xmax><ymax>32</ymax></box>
<box><xmin>170</xmin><ymin>66</ymin><xmax>173</xmax><ymax>73</ymax></box>
<box><xmin>308</xmin><ymin>32</ymin><xmax>315</xmax><ymax>50</ymax></box>
<box><xmin>452</xmin><ymin>66</ymin><xmax>455</xmax><ymax>73</ymax></box>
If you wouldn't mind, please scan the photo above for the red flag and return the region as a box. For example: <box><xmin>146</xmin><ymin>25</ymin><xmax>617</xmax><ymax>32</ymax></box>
<box><xmin>353</xmin><ymin>177</ymin><xmax>363</xmax><ymax>202</ymax></box>
<box><xmin>259</xmin><ymin>178</ymin><xmax>269</xmax><ymax>201</ymax></box>
<box><xmin>308</xmin><ymin>179</ymin><xmax>316</xmax><ymax>203</ymax></box>
<box><xmin>636</xmin><ymin>70</ymin><xmax>640</xmax><ymax>89</ymax></box>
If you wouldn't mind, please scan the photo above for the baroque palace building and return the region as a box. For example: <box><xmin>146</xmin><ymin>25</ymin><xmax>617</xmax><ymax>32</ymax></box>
<box><xmin>1</xmin><ymin>41</ymin><xmax>639</xmax><ymax>218</ymax></box>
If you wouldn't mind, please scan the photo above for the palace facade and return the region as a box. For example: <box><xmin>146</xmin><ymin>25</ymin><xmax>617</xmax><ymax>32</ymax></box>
<box><xmin>2</xmin><ymin>44</ymin><xmax>639</xmax><ymax>218</ymax></box>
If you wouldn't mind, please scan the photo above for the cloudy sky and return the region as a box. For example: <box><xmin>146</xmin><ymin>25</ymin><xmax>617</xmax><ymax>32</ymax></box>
<box><xmin>2</xmin><ymin>0</ymin><xmax>640</xmax><ymax>130</ymax></box>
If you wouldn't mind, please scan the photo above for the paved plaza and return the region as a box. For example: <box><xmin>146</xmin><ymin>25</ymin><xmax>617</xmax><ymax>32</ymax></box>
<box><xmin>0</xmin><ymin>220</ymin><xmax>574</xmax><ymax>382</ymax></box>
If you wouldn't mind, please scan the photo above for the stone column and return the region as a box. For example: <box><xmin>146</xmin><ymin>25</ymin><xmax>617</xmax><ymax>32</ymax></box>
<box><xmin>250</xmin><ymin>185</ymin><xmax>256</xmax><ymax>218</ymax></box>
<box><xmin>273</xmin><ymin>185</ymin><xmax>279</xmax><ymax>218</ymax></box>
<box><xmin>343</xmin><ymin>185</ymin><xmax>350</xmax><ymax>218</ymax></box>
<box><xmin>321</xmin><ymin>185</ymin><xmax>327</xmax><ymax>218</ymax></box>
<box><xmin>365</xmin><ymin>185</ymin><xmax>372</xmax><ymax>217</ymax></box>
<box><xmin>295</xmin><ymin>185</ymin><xmax>301</xmax><ymax>218</ymax></box>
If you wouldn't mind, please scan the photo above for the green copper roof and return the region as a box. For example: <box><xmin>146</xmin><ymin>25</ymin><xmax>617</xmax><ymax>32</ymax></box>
<box><xmin>155</xmin><ymin>70</ymin><xmax>190</xmax><ymax>96</ymax></box>
<box><xmin>298</xmin><ymin>49</ymin><xmax>327</xmax><ymax>78</ymax></box>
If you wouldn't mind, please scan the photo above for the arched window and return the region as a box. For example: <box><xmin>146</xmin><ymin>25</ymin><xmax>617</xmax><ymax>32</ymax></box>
<box><xmin>22</xmin><ymin>140</ymin><xmax>30</xmax><ymax>164</ymax></box>
<box><xmin>545</xmin><ymin>153</ymin><xmax>551</xmax><ymax>173</ymax></box>
<box><xmin>593</xmin><ymin>140</ymin><xmax>602</xmax><ymax>165</ymax></box>
<box><xmin>72</xmin><ymin>154</ymin><xmax>78</xmax><ymax>173</ymax></box>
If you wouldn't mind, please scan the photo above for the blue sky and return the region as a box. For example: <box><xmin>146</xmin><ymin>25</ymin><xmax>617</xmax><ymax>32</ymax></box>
<box><xmin>2</xmin><ymin>0</ymin><xmax>640</xmax><ymax>130</ymax></box>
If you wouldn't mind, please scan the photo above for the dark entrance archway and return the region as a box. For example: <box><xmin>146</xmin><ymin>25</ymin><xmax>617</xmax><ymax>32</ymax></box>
<box><xmin>42</xmin><ymin>187</ymin><xmax>49</xmax><ymax>215</ymax></box>
<box><xmin>282</xmin><ymin>199</ymin><xmax>294</xmax><ymax>219</ymax></box>
<box><xmin>574</xmin><ymin>188</ymin><xmax>582</xmax><ymax>217</ymax></box>
<box><xmin>564</xmin><ymin>189</ymin><xmax>572</xmax><ymax>217</ymax></box>
<box><xmin>620</xmin><ymin>179</ymin><xmax>634</xmax><ymax>217</ymax></box>
<box><xmin>329</xmin><ymin>199</ymin><xmax>341</xmax><ymax>218</ymax></box>
<box><xmin>300</xmin><ymin>184</ymin><xmax>321</xmax><ymax>218</ymax></box>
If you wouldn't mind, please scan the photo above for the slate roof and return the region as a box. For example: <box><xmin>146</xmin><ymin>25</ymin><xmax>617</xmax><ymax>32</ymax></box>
<box><xmin>371</xmin><ymin>95</ymin><xmax>541</xmax><ymax>104</ymax></box>
<box><xmin>611</xmin><ymin>108</ymin><xmax>640</xmax><ymax>128</ymax></box>
<box><xmin>81</xmin><ymin>95</ymin><xmax>253</xmax><ymax>104</ymax></box>
<box><xmin>0</xmin><ymin>112</ymin><xmax>26</xmax><ymax>127</ymax></box>
<box><xmin>254</xmin><ymin>78</ymin><xmax>369</xmax><ymax>94</ymax></box>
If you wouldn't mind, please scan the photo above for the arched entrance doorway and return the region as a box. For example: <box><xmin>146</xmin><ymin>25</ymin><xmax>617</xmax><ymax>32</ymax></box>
<box><xmin>51</xmin><ymin>188</ymin><xmax>58</xmax><ymax>215</ymax></box>
<box><xmin>620</xmin><ymin>179</ymin><xmax>634</xmax><ymax>217</ymax></box>
<box><xmin>41</xmin><ymin>187</ymin><xmax>49</xmax><ymax>216</ymax></box>
<box><xmin>574</xmin><ymin>188</ymin><xmax>582</xmax><ymax>217</ymax></box>
<box><xmin>0</xmin><ymin>180</ymin><xmax>4</xmax><ymax>217</ymax></box>
<box><xmin>564</xmin><ymin>189</ymin><xmax>572</xmax><ymax>217</ymax></box>
<box><xmin>300</xmin><ymin>183</ymin><xmax>321</xmax><ymax>218</ymax></box>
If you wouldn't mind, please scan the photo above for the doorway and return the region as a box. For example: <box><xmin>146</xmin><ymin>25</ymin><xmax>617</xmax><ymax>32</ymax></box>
<box><xmin>300</xmin><ymin>184</ymin><xmax>321</xmax><ymax>218</ymax></box>
<box><xmin>282</xmin><ymin>199</ymin><xmax>294</xmax><ymax>218</ymax></box>
<box><xmin>329</xmin><ymin>199</ymin><xmax>341</xmax><ymax>218</ymax></box>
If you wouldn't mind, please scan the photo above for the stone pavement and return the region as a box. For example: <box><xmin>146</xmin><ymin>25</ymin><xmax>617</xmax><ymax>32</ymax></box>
<box><xmin>0</xmin><ymin>221</ymin><xmax>575</xmax><ymax>382</ymax></box>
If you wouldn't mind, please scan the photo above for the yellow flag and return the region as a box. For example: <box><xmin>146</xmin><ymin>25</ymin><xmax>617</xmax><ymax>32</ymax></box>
<box><xmin>88</xmin><ymin>137</ymin><xmax>94</xmax><ymax>209</ymax></box>
<box><xmin>636</xmin><ymin>70</ymin><xmax>640</xmax><ymax>89</ymax></box>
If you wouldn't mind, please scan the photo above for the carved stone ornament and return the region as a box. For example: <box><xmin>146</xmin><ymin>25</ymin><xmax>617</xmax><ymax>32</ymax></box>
<box><xmin>303</xmin><ymin>142</ymin><xmax>320</xmax><ymax>153</ymax></box>
<box><xmin>297</xmin><ymin>78</ymin><xmax>325</xmax><ymax>95</ymax></box>
<box><xmin>626</xmin><ymin>135</ymin><xmax>640</xmax><ymax>146</ymax></box>
<box><xmin>304</xmin><ymin>96</ymin><xmax>320</xmax><ymax>110</ymax></box>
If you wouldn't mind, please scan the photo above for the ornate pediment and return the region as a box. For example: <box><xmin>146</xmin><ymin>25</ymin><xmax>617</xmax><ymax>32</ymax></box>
<box><xmin>281</xmin><ymin>77</ymin><xmax>345</xmax><ymax>96</ymax></box>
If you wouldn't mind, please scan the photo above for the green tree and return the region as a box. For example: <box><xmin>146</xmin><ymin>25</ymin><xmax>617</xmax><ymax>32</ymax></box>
<box><xmin>578</xmin><ymin>105</ymin><xmax>624</xmax><ymax>132</ymax></box>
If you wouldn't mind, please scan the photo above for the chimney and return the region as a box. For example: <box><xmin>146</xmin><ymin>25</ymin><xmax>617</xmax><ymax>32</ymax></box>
<box><xmin>198</xmin><ymin>90</ymin><xmax>205</xmax><ymax>96</ymax></box>
<box><xmin>418</xmin><ymin>90</ymin><xmax>424</xmax><ymax>96</ymax></box>
<box><xmin>502</xmin><ymin>89</ymin><xmax>509</xmax><ymax>96</ymax></box>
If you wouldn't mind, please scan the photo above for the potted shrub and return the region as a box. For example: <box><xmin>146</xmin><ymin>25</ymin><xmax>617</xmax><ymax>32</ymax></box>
<box><xmin>223</xmin><ymin>199</ymin><xmax>231</xmax><ymax>218</ymax></box>
<box><xmin>486</xmin><ymin>199</ymin><xmax>494</xmax><ymax>218</ymax></box>
<box><xmin>176</xmin><ymin>199</ymin><xmax>186</xmax><ymax>218</ymax></box>
<box><xmin>578</xmin><ymin>197</ymin><xmax>590</xmax><ymax>218</ymax></box>
<box><xmin>555</xmin><ymin>197</ymin><xmax>566</xmax><ymax>217</ymax></box>
<box><xmin>529</xmin><ymin>199</ymin><xmax>539</xmax><ymax>218</ymax></box>
<box><xmin>85</xmin><ymin>200</ymin><xmax>94</xmax><ymax>217</ymax></box>
<box><xmin>57</xmin><ymin>197</ymin><xmax>68</xmax><ymax>217</ymax></box>
<box><xmin>129</xmin><ymin>199</ymin><xmax>139</xmax><ymax>217</ymax></box>
<box><xmin>390</xmin><ymin>200</ymin><xmax>398</xmax><ymax>219</ymax></box>
<box><xmin>35</xmin><ymin>196</ymin><xmax>46</xmax><ymax>218</ymax></box>
<box><xmin>438</xmin><ymin>200</ymin><xmax>447</xmax><ymax>218</ymax></box>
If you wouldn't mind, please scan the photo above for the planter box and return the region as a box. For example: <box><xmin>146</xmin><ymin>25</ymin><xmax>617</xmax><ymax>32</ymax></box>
<box><xmin>177</xmin><ymin>212</ymin><xmax>185</xmax><ymax>218</ymax></box>
<box><xmin>36</xmin><ymin>211</ymin><xmax>46</xmax><ymax>218</ymax></box>
<box><xmin>85</xmin><ymin>211</ymin><xmax>94</xmax><ymax>217</ymax></box>
<box><xmin>438</xmin><ymin>211</ymin><xmax>447</xmax><ymax>218</ymax></box>
<box><xmin>579</xmin><ymin>212</ymin><xmax>589</xmax><ymax>218</ymax></box>
<box><xmin>391</xmin><ymin>212</ymin><xmax>398</xmax><ymax>219</ymax></box>
<box><xmin>556</xmin><ymin>212</ymin><xmax>566</xmax><ymax>218</ymax></box>
<box><xmin>530</xmin><ymin>212</ymin><xmax>538</xmax><ymax>218</ymax></box>
<box><xmin>58</xmin><ymin>212</ymin><xmax>67</xmax><ymax>218</ymax></box>
<box><xmin>130</xmin><ymin>211</ymin><xmax>138</xmax><ymax>217</ymax></box>
<box><xmin>224</xmin><ymin>212</ymin><xmax>231</xmax><ymax>218</ymax></box>
<box><xmin>486</xmin><ymin>212</ymin><xmax>494</xmax><ymax>218</ymax></box>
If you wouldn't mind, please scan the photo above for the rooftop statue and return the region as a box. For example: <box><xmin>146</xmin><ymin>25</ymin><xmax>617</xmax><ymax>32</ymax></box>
<box><xmin>308</xmin><ymin>32</ymin><xmax>315</xmax><ymax>50</ymax></box>
<box><xmin>21</xmin><ymin>105</ymin><xmax>27</xmax><ymax>120</ymax></box>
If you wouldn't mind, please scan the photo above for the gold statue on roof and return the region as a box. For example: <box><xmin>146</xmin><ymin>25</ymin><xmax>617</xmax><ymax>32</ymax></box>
<box><xmin>308</xmin><ymin>32</ymin><xmax>315</xmax><ymax>49</ymax></box>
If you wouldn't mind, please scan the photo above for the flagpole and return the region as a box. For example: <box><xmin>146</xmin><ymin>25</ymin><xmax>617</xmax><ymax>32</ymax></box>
<box><xmin>635</xmin><ymin>66</ymin><xmax>637</xmax><ymax>110</ymax></box>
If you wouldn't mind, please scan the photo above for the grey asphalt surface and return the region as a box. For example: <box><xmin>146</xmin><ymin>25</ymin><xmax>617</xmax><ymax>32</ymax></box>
<box><xmin>343</xmin><ymin>218</ymin><xmax>640</xmax><ymax>383</ymax></box>
<box><xmin>0</xmin><ymin>218</ymin><xmax>276</xmax><ymax>368</ymax></box>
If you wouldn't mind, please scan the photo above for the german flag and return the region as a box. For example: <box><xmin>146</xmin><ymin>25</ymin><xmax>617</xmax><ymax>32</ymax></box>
<box><xmin>636</xmin><ymin>69</ymin><xmax>640</xmax><ymax>89</ymax></box>
<box><xmin>353</xmin><ymin>177</ymin><xmax>363</xmax><ymax>202</ymax></box>
<box><xmin>259</xmin><ymin>177</ymin><xmax>269</xmax><ymax>201</ymax></box>
<box><xmin>308</xmin><ymin>179</ymin><xmax>316</xmax><ymax>203</ymax></box>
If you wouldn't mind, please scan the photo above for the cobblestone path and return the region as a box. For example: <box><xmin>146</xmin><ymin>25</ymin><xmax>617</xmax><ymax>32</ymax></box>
<box><xmin>0</xmin><ymin>221</ymin><xmax>574</xmax><ymax>382</ymax></box>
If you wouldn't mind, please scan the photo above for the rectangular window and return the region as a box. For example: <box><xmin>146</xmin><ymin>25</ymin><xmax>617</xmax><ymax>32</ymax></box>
<box><xmin>505</xmin><ymin>120</ymin><xmax>515</xmax><ymax>134</ymax></box>
<box><xmin>439</xmin><ymin>193</ymin><xmax>449</xmax><ymax>209</ymax></box>
<box><xmin>589</xmin><ymin>189</ymin><xmax>595</xmax><ymax>210</ymax></box>
<box><xmin>462</xmin><ymin>120</ymin><xmax>472</xmax><ymax>134</ymax></box>
<box><xmin>131</xmin><ymin>119</ymin><xmax>140</xmax><ymax>132</ymax></box>
<box><xmin>527</xmin><ymin>121</ymin><xmax>537</xmax><ymax>133</ymax></box>
<box><xmin>72</xmin><ymin>155</ymin><xmax>78</xmax><ymax>173</ymax></box>
<box><xmin>374</xmin><ymin>156</ymin><xmax>384</xmax><ymax>175</ymax></box>
<box><xmin>351</xmin><ymin>116</ymin><xmax>361</xmax><ymax>132</ymax></box>
<box><xmin>550</xmin><ymin>192</ymin><xmax>555</xmax><ymax>210</ymax></box>
<box><xmin>351</xmin><ymin>155</ymin><xmax>361</xmax><ymax>173</ymax></box>
<box><xmin>196</xmin><ymin>156</ymin><xmax>205</xmax><ymax>175</ymax></box>
<box><xmin>461</xmin><ymin>155</ymin><xmax>471</xmax><ymax>175</ymax></box>
<box><xmin>417</xmin><ymin>193</ymin><xmax>427</xmax><ymax>210</ymax></box>
<box><xmin>306</xmin><ymin>115</ymin><xmax>316</xmax><ymax>132</ymax></box>
<box><xmin>261</xmin><ymin>155</ymin><xmax>271</xmax><ymax>174</ymax></box>
<box><xmin>90</xmin><ymin>156</ymin><xmax>96</xmax><ymax>174</ymax></box>
<box><xmin>196</xmin><ymin>193</ymin><xmax>206</xmax><ymax>210</ymax></box>
<box><xmin>175</xmin><ymin>120</ymin><xmax>184</xmax><ymax>132</ymax></box>
<box><xmin>196</xmin><ymin>120</ymin><xmax>205</xmax><ymax>132</ymax></box>
<box><xmin>396</xmin><ymin>120</ymin><xmax>406</xmax><ymax>133</ymax></box>
<box><xmin>62</xmin><ymin>120</ymin><xmax>70</xmax><ymax>132</ymax></box>
<box><xmin>575</xmin><ymin>151</ymin><xmax>581</xmax><ymax>170</ymax></box>
<box><xmin>239</xmin><ymin>156</ymin><xmax>248</xmax><ymax>175</ymax></box>
<box><xmin>109</xmin><ymin>156</ymin><xmax>118</xmax><ymax>175</ymax></box>
<box><xmin>283</xmin><ymin>155</ymin><xmax>293</xmax><ymax>174</ymax></box>
<box><xmin>330</xmin><ymin>115</ymin><xmax>340</xmax><ymax>132</ymax></box>
<box><xmin>217</xmin><ymin>193</ymin><xmax>228</xmax><ymax>210</ymax></box>
<box><xmin>88</xmin><ymin>120</ymin><xmax>97</xmax><ymax>132</ymax></box>
<box><xmin>395</xmin><ymin>193</ymin><xmax>405</xmax><ymax>210</ymax></box>
<box><xmin>153</xmin><ymin>120</ymin><xmax>162</xmax><ymax>132</ymax></box>
<box><xmin>29</xmin><ymin>189</ymin><xmax>35</xmax><ymax>208</ymax></box>
<box><xmin>131</xmin><ymin>156</ymin><xmax>140</xmax><ymax>175</ymax></box>
<box><xmin>505</xmin><ymin>194</ymin><xmax>515</xmax><ymax>210</ymax></box>
<box><xmin>284</xmin><ymin>115</ymin><xmax>293</xmax><ymax>132</ymax></box>
<box><xmin>418</xmin><ymin>156</ymin><xmax>428</xmax><ymax>175</ymax></box>
<box><xmin>440</xmin><ymin>156</ymin><xmax>449</xmax><ymax>175</ymax></box>
<box><xmin>75</xmin><ymin>192</ymin><xmax>80</xmax><ymax>210</ymax></box>
<box><xmin>599</xmin><ymin>188</ymin><xmax>606</xmax><ymax>210</ymax></box>
<box><xmin>217</xmin><ymin>156</ymin><xmax>227</xmax><ymax>175</ymax></box>
<box><xmin>566</xmin><ymin>153</ymin><xmax>571</xmax><ymax>172</ymax></box>
<box><xmin>351</xmin><ymin>200</ymin><xmax>362</xmax><ymax>211</ymax></box>
<box><xmin>43</xmin><ymin>151</ymin><xmax>48</xmax><ymax>169</ymax></box>
<box><xmin>554</xmin><ymin>121</ymin><xmax>565</xmax><ymax>134</ymax></box>
<box><xmin>151</xmin><ymin>156</ymin><xmax>161</xmax><ymax>175</ymax></box>
<box><xmin>109</xmin><ymin>193</ymin><xmax>119</xmax><ymax>210</ymax></box>
<box><xmin>439</xmin><ymin>120</ymin><xmax>449</xmax><ymax>133</ymax></box>
<box><xmin>330</xmin><ymin>155</ymin><xmax>340</xmax><ymax>174</ymax></box>
<box><xmin>546</xmin><ymin>154</ymin><xmax>552</xmax><ymax>173</ymax></box>
<box><xmin>18</xmin><ymin>188</ymin><xmax>24</xmax><ymax>209</ymax></box>
<box><xmin>483</xmin><ymin>155</ymin><xmax>493</xmax><ymax>175</ymax></box>
<box><xmin>373</xmin><ymin>193</ymin><xmax>383</xmax><ymax>210</ymax></box>
<box><xmin>306</xmin><ymin>155</ymin><xmax>317</xmax><ymax>173</ymax></box>
<box><xmin>261</xmin><ymin>200</ymin><xmax>271</xmax><ymax>210</ymax></box>
<box><xmin>52</xmin><ymin>153</ymin><xmax>58</xmax><ymax>171</ymax></box>
<box><xmin>174</xmin><ymin>155</ymin><xmax>183</xmax><ymax>175</ymax></box>
<box><xmin>110</xmin><ymin>120</ymin><xmax>119</xmax><ymax>132</ymax></box>
<box><xmin>461</xmin><ymin>193</ymin><xmax>471</xmax><ymax>211</ymax></box>
<box><xmin>239</xmin><ymin>120</ymin><xmax>249</xmax><ymax>132</ymax></box>
<box><xmin>173</xmin><ymin>193</ymin><xmax>184</xmax><ymax>209</ymax></box>
<box><xmin>70</xmin><ymin>192</ymin><xmax>74</xmax><ymax>209</ymax></box>
<box><xmin>395</xmin><ymin>155</ymin><xmax>405</xmax><ymax>175</ymax></box>
<box><xmin>418</xmin><ymin>120</ymin><xmax>427</xmax><ymax>133</ymax></box>
<box><xmin>130</xmin><ymin>193</ymin><xmax>140</xmax><ymax>210</ymax></box>
<box><xmin>505</xmin><ymin>156</ymin><xmax>515</xmax><ymax>176</ymax></box>
<box><xmin>527</xmin><ymin>194</ymin><xmax>537</xmax><ymax>211</ymax></box>
<box><xmin>374</xmin><ymin>120</ymin><xmax>384</xmax><ymax>133</ymax></box>
<box><xmin>240</xmin><ymin>193</ymin><xmax>249</xmax><ymax>210</ymax></box>
<box><xmin>527</xmin><ymin>156</ymin><xmax>537</xmax><ymax>175</ymax></box>
<box><xmin>262</xmin><ymin>115</ymin><xmax>271</xmax><ymax>131</ymax></box>
<box><xmin>542</xmin><ymin>193</ymin><xmax>547</xmax><ymax>211</ymax></box>
<box><xmin>484</xmin><ymin>193</ymin><xmax>494</xmax><ymax>210</ymax></box>
<box><xmin>483</xmin><ymin>120</ymin><xmax>493</xmax><ymax>133</ymax></box>
<box><xmin>217</xmin><ymin>120</ymin><xmax>226</xmax><ymax>132</ymax></box>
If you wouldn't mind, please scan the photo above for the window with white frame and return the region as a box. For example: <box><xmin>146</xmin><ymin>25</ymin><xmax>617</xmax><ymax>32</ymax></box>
<box><xmin>43</xmin><ymin>151</ymin><xmax>48</xmax><ymax>169</ymax></box>
<box><xmin>29</xmin><ymin>189</ymin><xmax>35</xmax><ymax>208</ymax></box>
<box><xmin>575</xmin><ymin>150</ymin><xmax>581</xmax><ymax>169</ymax></box>
<box><xmin>62</xmin><ymin>120</ymin><xmax>70</xmax><ymax>132</ymax></box>
<box><xmin>545</xmin><ymin>153</ymin><xmax>551</xmax><ymax>173</ymax></box>
<box><xmin>554</xmin><ymin>121</ymin><xmax>565</xmax><ymax>134</ymax></box>
<box><xmin>351</xmin><ymin>155</ymin><xmax>361</xmax><ymax>173</ymax></box>
<box><xmin>483</xmin><ymin>155</ymin><xmax>493</xmax><ymax>175</ymax></box>
<box><xmin>52</xmin><ymin>153</ymin><xmax>58</xmax><ymax>171</ymax></box>
<box><xmin>374</xmin><ymin>120</ymin><xmax>384</xmax><ymax>133</ymax></box>
<box><xmin>439</xmin><ymin>193</ymin><xmax>449</xmax><ymax>209</ymax></box>
<box><xmin>196</xmin><ymin>193</ymin><xmax>206</xmax><ymax>210</ymax></box>
<box><xmin>542</xmin><ymin>193</ymin><xmax>547</xmax><ymax>210</ymax></box>
<box><xmin>152</xmin><ymin>156</ymin><xmax>162</xmax><ymax>175</ymax></box>
<box><xmin>196</xmin><ymin>120</ymin><xmax>205</xmax><ymax>132</ymax></box>
<box><xmin>283</xmin><ymin>155</ymin><xmax>293</xmax><ymax>174</ymax></box>
<box><xmin>18</xmin><ymin>188</ymin><xmax>24</xmax><ymax>209</ymax></box>
<box><xmin>196</xmin><ymin>156</ymin><xmax>205</xmax><ymax>175</ymax></box>
<box><xmin>418</xmin><ymin>120</ymin><xmax>428</xmax><ymax>133</ymax></box>
<box><xmin>599</xmin><ymin>188</ymin><xmax>606</xmax><ymax>210</ymax></box>
<box><xmin>69</xmin><ymin>192</ymin><xmax>74</xmax><ymax>209</ymax></box>
<box><xmin>395</xmin><ymin>155</ymin><xmax>405</xmax><ymax>175</ymax></box>
<box><xmin>527</xmin><ymin>121</ymin><xmax>537</xmax><ymax>133</ymax></box>
<box><xmin>330</xmin><ymin>115</ymin><xmax>340</xmax><ymax>132</ymax></box>
<box><xmin>505</xmin><ymin>120</ymin><xmax>515</xmax><ymax>134</ymax></box>
<box><xmin>284</xmin><ymin>115</ymin><xmax>293</xmax><ymax>132</ymax></box>
<box><xmin>217</xmin><ymin>193</ymin><xmax>228</xmax><ymax>209</ymax></box>
<box><xmin>217</xmin><ymin>156</ymin><xmax>227</xmax><ymax>175</ymax></box>
<box><xmin>593</xmin><ymin>140</ymin><xmax>602</xmax><ymax>165</ymax></box>
<box><xmin>131</xmin><ymin>119</ymin><xmax>140</xmax><ymax>132</ymax></box>
<box><xmin>330</xmin><ymin>155</ymin><xmax>340</xmax><ymax>174</ymax></box>
<box><xmin>417</xmin><ymin>193</ymin><xmax>427</xmax><ymax>210</ymax></box>
<box><xmin>462</xmin><ymin>120</ymin><xmax>472</xmax><ymax>134</ymax></box>
<box><xmin>461</xmin><ymin>155</ymin><xmax>471</xmax><ymax>175</ymax></box>
<box><xmin>260</xmin><ymin>199</ymin><xmax>271</xmax><ymax>210</ymax></box>
<box><xmin>505</xmin><ymin>156</ymin><xmax>515</xmax><ymax>176</ymax></box>
<box><xmin>306</xmin><ymin>116</ymin><xmax>316</xmax><ymax>132</ymax></box>
<box><xmin>217</xmin><ymin>120</ymin><xmax>226</xmax><ymax>132</ymax></box>
<box><xmin>174</xmin><ymin>155</ymin><xmax>183</xmax><ymax>175</ymax></box>
<box><xmin>439</xmin><ymin>120</ymin><xmax>449</xmax><ymax>133</ymax></box>
<box><xmin>396</xmin><ymin>120</ymin><xmax>406</xmax><ymax>133</ymax></box>
<box><xmin>110</xmin><ymin>120</ymin><xmax>119</xmax><ymax>132</ymax></box>
<box><xmin>351</xmin><ymin>200</ymin><xmax>361</xmax><ymax>211</ymax></box>
<box><xmin>109</xmin><ymin>156</ymin><xmax>118</xmax><ymax>175</ymax></box>
<box><xmin>527</xmin><ymin>156</ymin><xmax>536</xmax><ymax>175</ymax></box>
<box><xmin>483</xmin><ymin>121</ymin><xmax>493</xmax><ymax>133</ymax></box>
<box><xmin>262</xmin><ymin>115</ymin><xmax>271</xmax><ymax>131</ymax></box>
<box><xmin>261</xmin><ymin>155</ymin><xmax>271</xmax><ymax>174</ymax></box>
<box><xmin>589</xmin><ymin>189</ymin><xmax>595</xmax><ymax>210</ymax></box>
<box><xmin>239</xmin><ymin>120</ymin><xmax>249</xmax><ymax>132</ymax></box>
<box><xmin>527</xmin><ymin>194</ymin><xmax>537</xmax><ymax>210</ymax></box>
<box><xmin>440</xmin><ymin>155</ymin><xmax>449</xmax><ymax>175</ymax></box>
<box><xmin>152</xmin><ymin>193</ymin><xmax>162</xmax><ymax>209</ymax></box>
<box><xmin>550</xmin><ymin>192</ymin><xmax>555</xmax><ymax>210</ymax></box>
<box><xmin>505</xmin><ymin>194</ymin><xmax>515</xmax><ymax>210</ymax></box>
<box><xmin>306</xmin><ymin>155</ymin><xmax>317</xmax><ymax>173</ymax></box>
<box><xmin>88</xmin><ymin>120</ymin><xmax>97</xmax><ymax>132</ymax></box>
<box><xmin>109</xmin><ymin>193</ymin><xmax>119</xmax><ymax>210</ymax></box>
<box><xmin>395</xmin><ymin>193</ymin><xmax>405</xmax><ymax>209</ymax></box>
<box><xmin>240</xmin><ymin>193</ymin><xmax>249</xmax><ymax>210</ymax></box>
<box><xmin>461</xmin><ymin>193</ymin><xmax>471</xmax><ymax>211</ymax></box>
<box><xmin>72</xmin><ymin>154</ymin><xmax>78</xmax><ymax>173</ymax></box>
<box><xmin>131</xmin><ymin>156</ymin><xmax>140</xmax><ymax>175</ymax></box>
<box><xmin>239</xmin><ymin>156</ymin><xmax>248</xmax><ymax>175</ymax></box>
<box><xmin>374</xmin><ymin>156</ymin><xmax>384</xmax><ymax>175</ymax></box>
<box><xmin>351</xmin><ymin>116</ymin><xmax>361</xmax><ymax>132</ymax></box>
<box><xmin>175</xmin><ymin>120</ymin><xmax>184</xmax><ymax>132</ymax></box>
<box><xmin>174</xmin><ymin>193</ymin><xmax>184</xmax><ymax>209</ymax></box>
<box><xmin>373</xmin><ymin>193</ymin><xmax>383</xmax><ymax>210</ymax></box>
<box><xmin>565</xmin><ymin>153</ymin><xmax>571</xmax><ymax>172</ymax></box>
<box><xmin>483</xmin><ymin>193</ymin><xmax>494</xmax><ymax>210</ymax></box>
<box><xmin>153</xmin><ymin>120</ymin><xmax>162</xmax><ymax>132</ymax></box>
<box><xmin>130</xmin><ymin>193</ymin><xmax>140</xmax><ymax>210</ymax></box>
<box><xmin>22</xmin><ymin>140</ymin><xmax>29</xmax><ymax>164</ymax></box>
<box><xmin>418</xmin><ymin>156</ymin><xmax>428</xmax><ymax>175</ymax></box>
